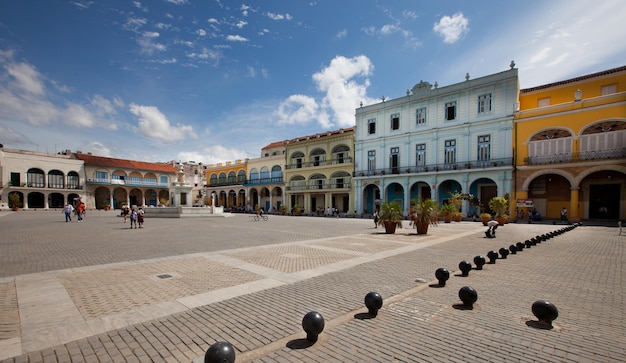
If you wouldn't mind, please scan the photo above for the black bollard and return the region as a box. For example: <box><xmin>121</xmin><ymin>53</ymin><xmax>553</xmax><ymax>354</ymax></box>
<box><xmin>516</xmin><ymin>241</ymin><xmax>525</xmax><ymax>251</ymax></box>
<box><xmin>473</xmin><ymin>255</ymin><xmax>486</xmax><ymax>270</ymax></box>
<box><xmin>364</xmin><ymin>292</ymin><xmax>383</xmax><ymax>317</ymax></box>
<box><xmin>459</xmin><ymin>260</ymin><xmax>472</xmax><ymax>276</ymax></box>
<box><xmin>487</xmin><ymin>250</ymin><xmax>499</xmax><ymax>264</ymax></box>
<box><xmin>509</xmin><ymin>244</ymin><xmax>518</xmax><ymax>254</ymax></box>
<box><xmin>204</xmin><ymin>341</ymin><xmax>236</xmax><ymax>363</ymax></box>
<box><xmin>499</xmin><ymin>247</ymin><xmax>509</xmax><ymax>259</ymax></box>
<box><xmin>458</xmin><ymin>286</ymin><xmax>478</xmax><ymax>309</ymax></box>
<box><xmin>302</xmin><ymin>311</ymin><xmax>325</xmax><ymax>343</ymax></box>
<box><xmin>435</xmin><ymin>268</ymin><xmax>450</xmax><ymax>287</ymax></box>
<box><xmin>525</xmin><ymin>240</ymin><xmax>532</xmax><ymax>248</ymax></box>
<box><xmin>532</xmin><ymin>300</ymin><xmax>559</xmax><ymax>328</ymax></box>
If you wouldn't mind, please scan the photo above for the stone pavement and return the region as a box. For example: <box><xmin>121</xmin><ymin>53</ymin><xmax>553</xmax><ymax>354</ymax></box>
<box><xmin>0</xmin><ymin>211</ymin><xmax>624</xmax><ymax>362</ymax></box>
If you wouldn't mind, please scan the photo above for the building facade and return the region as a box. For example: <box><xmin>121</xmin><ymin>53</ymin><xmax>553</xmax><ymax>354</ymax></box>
<box><xmin>284</xmin><ymin>127</ymin><xmax>355</xmax><ymax>215</ymax></box>
<box><xmin>75</xmin><ymin>153</ymin><xmax>178</xmax><ymax>209</ymax></box>
<box><xmin>245</xmin><ymin>141</ymin><xmax>286</xmax><ymax>213</ymax></box>
<box><xmin>354</xmin><ymin>65</ymin><xmax>519</xmax><ymax>216</ymax></box>
<box><xmin>205</xmin><ymin>159</ymin><xmax>249</xmax><ymax>210</ymax></box>
<box><xmin>0</xmin><ymin>148</ymin><xmax>85</xmax><ymax>210</ymax></box>
<box><xmin>514</xmin><ymin>66</ymin><xmax>626</xmax><ymax>221</ymax></box>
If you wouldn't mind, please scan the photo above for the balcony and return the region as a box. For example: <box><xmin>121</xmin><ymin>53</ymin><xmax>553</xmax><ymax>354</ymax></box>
<box><xmin>524</xmin><ymin>148</ymin><xmax>626</xmax><ymax>165</ymax></box>
<box><xmin>354</xmin><ymin>157</ymin><xmax>513</xmax><ymax>177</ymax></box>
<box><xmin>286</xmin><ymin>182</ymin><xmax>352</xmax><ymax>191</ymax></box>
<box><xmin>86</xmin><ymin>178</ymin><xmax>169</xmax><ymax>188</ymax></box>
<box><xmin>286</xmin><ymin>157</ymin><xmax>353</xmax><ymax>170</ymax></box>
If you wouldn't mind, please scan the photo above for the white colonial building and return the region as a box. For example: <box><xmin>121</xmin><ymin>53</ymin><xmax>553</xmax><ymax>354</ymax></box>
<box><xmin>353</xmin><ymin>65</ymin><xmax>519</xmax><ymax>216</ymax></box>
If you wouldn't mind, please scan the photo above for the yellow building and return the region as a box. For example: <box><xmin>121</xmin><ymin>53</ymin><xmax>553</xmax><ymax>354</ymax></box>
<box><xmin>246</xmin><ymin>141</ymin><xmax>286</xmax><ymax>213</ymax></box>
<box><xmin>284</xmin><ymin>127</ymin><xmax>355</xmax><ymax>215</ymax></box>
<box><xmin>205</xmin><ymin>159</ymin><xmax>248</xmax><ymax>210</ymax></box>
<box><xmin>514</xmin><ymin>66</ymin><xmax>626</xmax><ymax>221</ymax></box>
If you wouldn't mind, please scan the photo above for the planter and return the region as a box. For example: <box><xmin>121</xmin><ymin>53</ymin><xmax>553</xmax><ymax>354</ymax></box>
<box><xmin>383</xmin><ymin>221</ymin><xmax>398</xmax><ymax>234</ymax></box>
<box><xmin>443</xmin><ymin>215</ymin><xmax>452</xmax><ymax>223</ymax></box>
<box><xmin>495</xmin><ymin>217</ymin><xmax>506</xmax><ymax>226</ymax></box>
<box><xmin>454</xmin><ymin>215</ymin><xmax>462</xmax><ymax>222</ymax></box>
<box><xmin>415</xmin><ymin>222</ymin><xmax>429</xmax><ymax>234</ymax></box>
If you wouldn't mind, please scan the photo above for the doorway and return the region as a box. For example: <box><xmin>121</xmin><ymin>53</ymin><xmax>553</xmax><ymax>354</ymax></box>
<box><xmin>589</xmin><ymin>184</ymin><xmax>619</xmax><ymax>219</ymax></box>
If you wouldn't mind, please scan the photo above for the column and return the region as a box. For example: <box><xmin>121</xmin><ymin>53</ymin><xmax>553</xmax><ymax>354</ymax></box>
<box><xmin>570</xmin><ymin>188</ymin><xmax>580</xmax><ymax>221</ymax></box>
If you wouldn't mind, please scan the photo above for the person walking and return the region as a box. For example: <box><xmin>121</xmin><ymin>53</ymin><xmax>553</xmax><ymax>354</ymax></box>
<box><xmin>76</xmin><ymin>201</ymin><xmax>85</xmax><ymax>222</ymax></box>
<box><xmin>63</xmin><ymin>203</ymin><xmax>74</xmax><ymax>222</ymax></box>
<box><xmin>560</xmin><ymin>207</ymin><xmax>568</xmax><ymax>222</ymax></box>
<box><xmin>137</xmin><ymin>207</ymin><xmax>144</xmax><ymax>228</ymax></box>
<box><xmin>129</xmin><ymin>208</ymin><xmax>138</xmax><ymax>229</ymax></box>
<box><xmin>373</xmin><ymin>210</ymin><xmax>379</xmax><ymax>228</ymax></box>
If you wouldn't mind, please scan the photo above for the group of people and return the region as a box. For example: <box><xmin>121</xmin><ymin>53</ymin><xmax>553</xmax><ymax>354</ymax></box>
<box><xmin>63</xmin><ymin>201</ymin><xmax>86</xmax><ymax>222</ymax></box>
<box><xmin>122</xmin><ymin>205</ymin><xmax>145</xmax><ymax>229</ymax></box>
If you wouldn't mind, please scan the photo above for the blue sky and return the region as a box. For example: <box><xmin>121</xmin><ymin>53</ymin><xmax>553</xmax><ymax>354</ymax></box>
<box><xmin>1</xmin><ymin>0</ymin><xmax>625</xmax><ymax>164</ymax></box>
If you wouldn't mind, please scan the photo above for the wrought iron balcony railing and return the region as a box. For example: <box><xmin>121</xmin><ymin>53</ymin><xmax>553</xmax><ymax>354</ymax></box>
<box><xmin>354</xmin><ymin>157</ymin><xmax>513</xmax><ymax>177</ymax></box>
<box><xmin>524</xmin><ymin>148</ymin><xmax>626</xmax><ymax>165</ymax></box>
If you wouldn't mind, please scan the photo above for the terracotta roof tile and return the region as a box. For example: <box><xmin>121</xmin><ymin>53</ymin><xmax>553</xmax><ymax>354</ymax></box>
<box><xmin>74</xmin><ymin>153</ymin><xmax>178</xmax><ymax>173</ymax></box>
<box><xmin>521</xmin><ymin>65</ymin><xmax>626</xmax><ymax>93</ymax></box>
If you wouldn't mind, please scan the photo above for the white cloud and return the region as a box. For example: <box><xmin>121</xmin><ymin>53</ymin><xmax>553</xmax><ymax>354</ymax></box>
<box><xmin>137</xmin><ymin>32</ymin><xmax>166</xmax><ymax>54</ymax></box>
<box><xmin>433</xmin><ymin>12</ymin><xmax>469</xmax><ymax>44</ymax></box>
<box><xmin>124</xmin><ymin>17</ymin><xmax>147</xmax><ymax>32</ymax></box>
<box><xmin>196</xmin><ymin>29</ymin><xmax>207</xmax><ymax>36</ymax></box>
<box><xmin>0</xmin><ymin>125</ymin><xmax>30</xmax><ymax>145</ymax></box>
<box><xmin>275</xmin><ymin>95</ymin><xmax>321</xmax><ymax>126</ymax></box>
<box><xmin>129</xmin><ymin>103</ymin><xmax>195</xmax><ymax>143</ymax></box>
<box><xmin>77</xmin><ymin>141</ymin><xmax>112</xmax><ymax>157</ymax></box>
<box><xmin>380</xmin><ymin>24</ymin><xmax>400</xmax><ymax>35</ymax></box>
<box><xmin>166</xmin><ymin>0</ymin><xmax>187</xmax><ymax>4</ymax></box>
<box><xmin>226</xmin><ymin>34</ymin><xmax>248</xmax><ymax>42</ymax></box>
<box><xmin>312</xmin><ymin>55</ymin><xmax>375</xmax><ymax>127</ymax></box>
<box><xmin>5</xmin><ymin>62</ymin><xmax>45</xmax><ymax>96</ymax></box>
<box><xmin>64</xmin><ymin>103</ymin><xmax>97</xmax><ymax>128</ymax></box>
<box><xmin>265</xmin><ymin>12</ymin><xmax>292</xmax><ymax>21</ymax></box>
<box><xmin>274</xmin><ymin>55</ymin><xmax>375</xmax><ymax>129</ymax></box>
<box><xmin>236</xmin><ymin>20</ymin><xmax>247</xmax><ymax>29</ymax></box>
<box><xmin>177</xmin><ymin>146</ymin><xmax>249</xmax><ymax>165</ymax></box>
<box><xmin>336</xmin><ymin>29</ymin><xmax>347</xmax><ymax>39</ymax></box>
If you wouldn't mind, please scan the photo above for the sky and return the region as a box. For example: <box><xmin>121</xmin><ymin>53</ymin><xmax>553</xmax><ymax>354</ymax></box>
<box><xmin>1</xmin><ymin>0</ymin><xmax>625</xmax><ymax>164</ymax></box>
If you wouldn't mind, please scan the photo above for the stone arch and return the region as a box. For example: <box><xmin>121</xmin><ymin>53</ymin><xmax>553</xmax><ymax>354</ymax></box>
<box><xmin>521</xmin><ymin>169</ymin><xmax>575</xmax><ymax>191</ymax></box>
<box><xmin>527</xmin><ymin>127</ymin><xmax>575</xmax><ymax>142</ymax></box>
<box><xmin>574</xmin><ymin>164</ymin><xmax>626</xmax><ymax>187</ymax></box>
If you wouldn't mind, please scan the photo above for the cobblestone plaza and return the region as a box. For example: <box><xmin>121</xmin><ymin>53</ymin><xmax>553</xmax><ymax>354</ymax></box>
<box><xmin>0</xmin><ymin>211</ymin><xmax>624</xmax><ymax>362</ymax></box>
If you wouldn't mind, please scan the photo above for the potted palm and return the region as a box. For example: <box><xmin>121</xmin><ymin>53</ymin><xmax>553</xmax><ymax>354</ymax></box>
<box><xmin>9</xmin><ymin>192</ymin><xmax>22</xmax><ymax>211</ymax></box>
<box><xmin>480</xmin><ymin>212</ymin><xmax>492</xmax><ymax>225</ymax></box>
<box><xmin>378</xmin><ymin>201</ymin><xmax>403</xmax><ymax>234</ymax></box>
<box><xmin>409</xmin><ymin>198</ymin><xmax>439</xmax><ymax>234</ymax></box>
<box><xmin>440</xmin><ymin>203</ymin><xmax>456</xmax><ymax>223</ymax></box>
<box><xmin>489</xmin><ymin>197</ymin><xmax>508</xmax><ymax>225</ymax></box>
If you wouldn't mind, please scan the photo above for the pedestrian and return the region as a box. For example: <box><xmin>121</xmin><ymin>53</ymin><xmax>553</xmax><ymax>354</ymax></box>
<box><xmin>334</xmin><ymin>207</ymin><xmax>339</xmax><ymax>219</ymax></box>
<box><xmin>129</xmin><ymin>208</ymin><xmax>138</xmax><ymax>229</ymax></box>
<box><xmin>137</xmin><ymin>207</ymin><xmax>144</xmax><ymax>228</ymax></box>
<box><xmin>76</xmin><ymin>201</ymin><xmax>85</xmax><ymax>222</ymax></box>
<box><xmin>485</xmin><ymin>220</ymin><xmax>499</xmax><ymax>238</ymax></box>
<box><xmin>560</xmin><ymin>207</ymin><xmax>567</xmax><ymax>222</ymax></box>
<box><xmin>123</xmin><ymin>205</ymin><xmax>130</xmax><ymax>223</ymax></box>
<box><xmin>63</xmin><ymin>202</ymin><xmax>74</xmax><ymax>222</ymax></box>
<box><xmin>373</xmin><ymin>210</ymin><xmax>379</xmax><ymax>228</ymax></box>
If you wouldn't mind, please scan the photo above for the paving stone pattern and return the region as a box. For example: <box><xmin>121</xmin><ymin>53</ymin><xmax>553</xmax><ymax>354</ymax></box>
<box><xmin>0</xmin><ymin>211</ymin><xmax>624</xmax><ymax>362</ymax></box>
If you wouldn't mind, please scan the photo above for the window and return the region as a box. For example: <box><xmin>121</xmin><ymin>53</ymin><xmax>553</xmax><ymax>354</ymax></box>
<box><xmin>95</xmin><ymin>171</ymin><xmax>108</xmax><ymax>182</ymax></box>
<box><xmin>390</xmin><ymin>113</ymin><xmax>400</xmax><ymax>130</ymax></box>
<box><xmin>390</xmin><ymin>147</ymin><xmax>399</xmax><ymax>173</ymax></box>
<box><xmin>48</xmin><ymin>170</ymin><xmax>64</xmax><ymax>189</ymax></box>
<box><xmin>601</xmin><ymin>84</ymin><xmax>617</xmax><ymax>95</ymax></box>
<box><xmin>538</xmin><ymin>97</ymin><xmax>550</xmax><ymax>107</ymax></box>
<box><xmin>367</xmin><ymin>150</ymin><xmax>376</xmax><ymax>172</ymax></box>
<box><xmin>368</xmin><ymin>118</ymin><xmax>376</xmax><ymax>134</ymax></box>
<box><xmin>444</xmin><ymin>139</ymin><xmax>456</xmax><ymax>165</ymax></box>
<box><xmin>416</xmin><ymin>107</ymin><xmax>427</xmax><ymax>125</ymax></box>
<box><xmin>478</xmin><ymin>94</ymin><xmax>492</xmax><ymax>114</ymax></box>
<box><xmin>10</xmin><ymin>172</ymin><xmax>20</xmax><ymax>186</ymax></box>
<box><xmin>416</xmin><ymin>143</ymin><xmax>426</xmax><ymax>167</ymax></box>
<box><xmin>477</xmin><ymin>135</ymin><xmax>491</xmax><ymax>161</ymax></box>
<box><xmin>159</xmin><ymin>175</ymin><xmax>169</xmax><ymax>186</ymax></box>
<box><xmin>445</xmin><ymin>101</ymin><xmax>456</xmax><ymax>121</ymax></box>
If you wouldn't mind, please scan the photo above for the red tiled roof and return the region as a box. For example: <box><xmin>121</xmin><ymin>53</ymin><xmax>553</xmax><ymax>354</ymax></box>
<box><xmin>521</xmin><ymin>65</ymin><xmax>626</xmax><ymax>93</ymax></box>
<box><xmin>286</xmin><ymin>127</ymin><xmax>355</xmax><ymax>144</ymax></box>
<box><xmin>262</xmin><ymin>140</ymin><xmax>286</xmax><ymax>149</ymax></box>
<box><xmin>74</xmin><ymin>153</ymin><xmax>179</xmax><ymax>173</ymax></box>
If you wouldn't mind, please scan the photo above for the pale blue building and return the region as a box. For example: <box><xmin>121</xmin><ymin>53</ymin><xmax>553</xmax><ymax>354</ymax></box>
<box><xmin>353</xmin><ymin>65</ymin><xmax>519</xmax><ymax>217</ymax></box>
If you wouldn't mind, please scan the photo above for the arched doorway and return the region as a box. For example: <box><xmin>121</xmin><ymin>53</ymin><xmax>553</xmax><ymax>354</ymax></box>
<box><xmin>363</xmin><ymin>183</ymin><xmax>380</xmax><ymax>214</ymax></box>
<box><xmin>48</xmin><ymin>192</ymin><xmax>64</xmax><ymax>208</ymax></box>
<box><xmin>27</xmin><ymin>192</ymin><xmax>45</xmax><ymax>208</ymax></box>
<box><xmin>95</xmin><ymin>187</ymin><xmax>110</xmax><ymax>209</ymax></box>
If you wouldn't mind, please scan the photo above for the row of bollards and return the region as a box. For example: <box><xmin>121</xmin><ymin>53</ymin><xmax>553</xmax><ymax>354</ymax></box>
<box><xmin>204</xmin><ymin>224</ymin><xmax>579</xmax><ymax>362</ymax></box>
